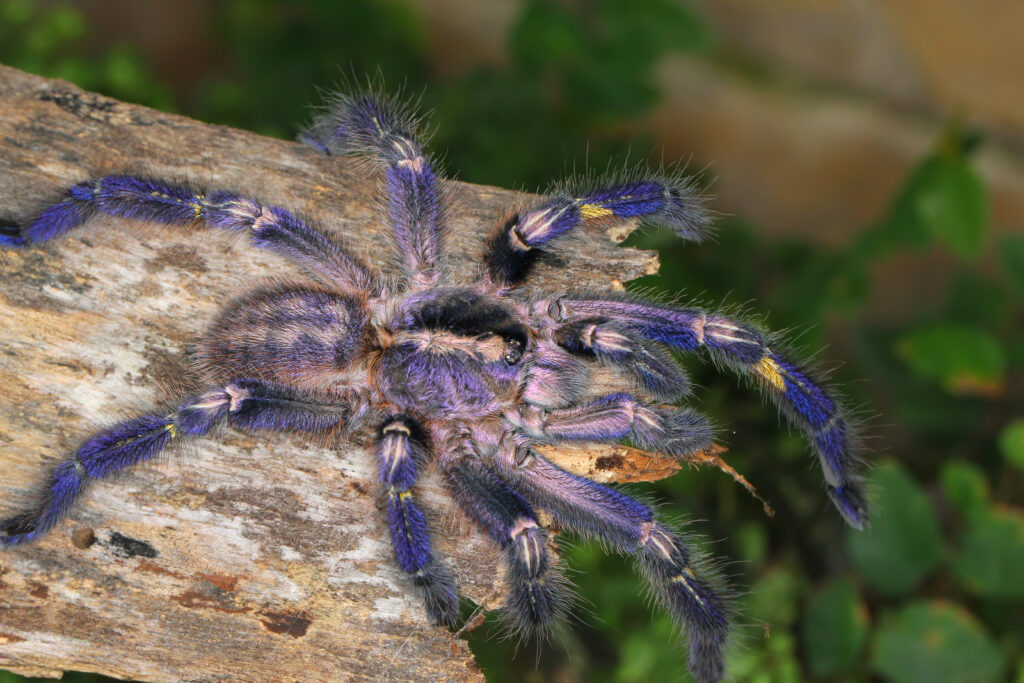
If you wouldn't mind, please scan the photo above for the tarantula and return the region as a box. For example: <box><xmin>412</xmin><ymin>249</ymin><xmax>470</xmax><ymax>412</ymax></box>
<box><xmin>0</xmin><ymin>89</ymin><xmax>867</xmax><ymax>683</ymax></box>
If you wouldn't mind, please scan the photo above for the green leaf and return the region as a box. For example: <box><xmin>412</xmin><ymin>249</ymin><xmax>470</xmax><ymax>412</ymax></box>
<box><xmin>510</xmin><ymin>0</ymin><xmax>588</xmax><ymax>70</ymax></box>
<box><xmin>847</xmin><ymin>462</ymin><xmax>942</xmax><ymax>596</ymax></box>
<box><xmin>898</xmin><ymin>323</ymin><xmax>1006</xmax><ymax>396</ymax></box>
<box><xmin>999</xmin><ymin>419</ymin><xmax>1024</xmax><ymax>470</ymax></box>
<box><xmin>881</xmin><ymin>140</ymin><xmax>989</xmax><ymax>258</ymax></box>
<box><xmin>952</xmin><ymin>506</ymin><xmax>1024</xmax><ymax>599</ymax></box>
<box><xmin>1000</xmin><ymin>235</ymin><xmax>1024</xmax><ymax>297</ymax></box>
<box><xmin>882</xmin><ymin>158</ymin><xmax>938</xmax><ymax>247</ymax></box>
<box><xmin>744</xmin><ymin>565</ymin><xmax>801</xmax><ymax>626</ymax></box>
<box><xmin>802</xmin><ymin>579</ymin><xmax>869</xmax><ymax>677</ymax></box>
<box><xmin>914</xmin><ymin>156</ymin><xmax>988</xmax><ymax>258</ymax></box>
<box><xmin>940</xmin><ymin>460</ymin><xmax>990</xmax><ymax>518</ymax></box>
<box><xmin>871</xmin><ymin>602</ymin><xmax>1005</xmax><ymax>683</ymax></box>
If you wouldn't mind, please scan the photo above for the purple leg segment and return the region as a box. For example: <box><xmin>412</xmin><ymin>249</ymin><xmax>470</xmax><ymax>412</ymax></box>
<box><xmin>570</xmin><ymin>177</ymin><xmax>709</xmax><ymax>242</ymax></box>
<box><xmin>506</xmin><ymin>452</ymin><xmax>729</xmax><ymax>683</ymax></box>
<box><xmin>554</xmin><ymin>318</ymin><xmax>690</xmax><ymax>401</ymax></box>
<box><xmin>484</xmin><ymin>175</ymin><xmax>709</xmax><ymax>287</ymax></box>
<box><xmin>537</xmin><ymin>393</ymin><xmax>713</xmax><ymax>459</ymax></box>
<box><xmin>520</xmin><ymin>342</ymin><xmax>587</xmax><ymax>410</ymax></box>
<box><xmin>1</xmin><ymin>379</ymin><xmax>352</xmax><ymax>547</ymax></box>
<box><xmin>444</xmin><ymin>457</ymin><xmax>569</xmax><ymax>637</ymax></box>
<box><xmin>556</xmin><ymin>295</ymin><xmax>868</xmax><ymax>528</ymax></box>
<box><xmin>5</xmin><ymin>176</ymin><xmax>374</xmax><ymax>293</ymax></box>
<box><xmin>302</xmin><ymin>93</ymin><xmax>444</xmax><ymax>282</ymax></box>
<box><xmin>377</xmin><ymin>416</ymin><xmax>458</xmax><ymax>627</ymax></box>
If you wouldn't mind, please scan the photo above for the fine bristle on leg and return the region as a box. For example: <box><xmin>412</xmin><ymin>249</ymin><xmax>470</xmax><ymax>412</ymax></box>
<box><xmin>501</xmin><ymin>451</ymin><xmax>729</xmax><ymax>681</ymax></box>
<box><xmin>553</xmin><ymin>318</ymin><xmax>690</xmax><ymax>401</ymax></box>
<box><xmin>638</xmin><ymin>523</ymin><xmax>729</xmax><ymax>683</ymax></box>
<box><xmin>301</xmin><ymin>91</ymin><xmax>445</xmax><ymax>283</ymax></box>
<box><xmin>377</xmin><ymin>416</ymin><xmax>459</xmax><ymax>627</ymax></box>
<box><xmin>523</xmin><ymin>392</ymin><xmax>713</xmax><ymax>459</ymax></box>
<box><xmin>553</xmin><ymin>294</ymin><xmax>869</xmax><ymax>528</ymax></box>
<box><xmin>443</xmin><ymin>457</ymin><xmax>570</xmax><ymax>638</ymax></box>
<box><xmin>7</xmin><ymin>176</ymin><xmax>375</xmax><ymax>293</ymax></box>
<box><xmin>1</xmin><ymin>380</ymin><xmax>357</xmax><ymax>547</ymax></box>
<box><xmin>484</xmin><ymin>172</ymin><xmax>709</xmax><ymax>287</ymax></box>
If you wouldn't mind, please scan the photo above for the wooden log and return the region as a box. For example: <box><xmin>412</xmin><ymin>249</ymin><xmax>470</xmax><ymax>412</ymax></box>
<box><xmin>0</xmin><ymin>65</ymin><xmax>666</xmax><ymax>681</ymax></box>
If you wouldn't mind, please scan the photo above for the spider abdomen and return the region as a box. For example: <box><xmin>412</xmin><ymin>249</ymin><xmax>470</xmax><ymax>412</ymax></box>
<box><xmin>198</xmin><ymin>283</ymin><xmax>368</xmax><ymax>385</ymax></box>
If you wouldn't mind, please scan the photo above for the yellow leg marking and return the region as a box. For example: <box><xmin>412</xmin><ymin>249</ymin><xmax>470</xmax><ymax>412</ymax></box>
<box><xmin>165</xmin><ymin>422</ymin><xmax>178</xmax><ymax>438</ymax></box>
<box><xmin>755</xmin><ymin>355</ymin><xmax>786</xmax><ymax>391</ymax></box>
<box><xmin>397</xmin><ymin>490</ymin><xmax>413</xmax><ymax>501</ymax></box>
<box><xmin>670</xmin><ymin>570</ymin><xmax>706</xmax><ymax>606</ymax></box>
<box><xmin>579</xmin><ymin>203</ymin><xmax>615</xmax><ymax>219</ymax></box>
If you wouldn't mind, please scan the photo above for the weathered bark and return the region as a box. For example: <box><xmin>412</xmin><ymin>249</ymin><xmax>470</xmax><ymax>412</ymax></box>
<box><xmin>0</xmin><ymin>65</ymin><xmax>667</xmax><ymax>681</ymax></box>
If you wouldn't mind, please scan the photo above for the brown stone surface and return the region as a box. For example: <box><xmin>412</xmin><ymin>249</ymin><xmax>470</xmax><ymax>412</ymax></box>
<box><xmin>0</xmin><ymin>65</ymin><xmax>660</xmax><ymax>682</ymax></box>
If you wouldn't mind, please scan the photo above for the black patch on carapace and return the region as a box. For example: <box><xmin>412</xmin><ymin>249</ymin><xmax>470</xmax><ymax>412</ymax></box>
<box><xmin>107</xmin><ymin>531</ymin><xmax>158</xmax><ymax>558</ymax></box>
<box><xmin>410</xmin><ymin>289</ymin><xmax>528</xmax><ymax>348</ymax></box>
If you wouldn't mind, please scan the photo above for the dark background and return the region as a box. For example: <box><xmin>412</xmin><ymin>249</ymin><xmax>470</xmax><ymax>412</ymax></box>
<box><xmin>1</xmin><ymin>1</ymin><xmax>1022</xmax><ymax>681</ymax></box>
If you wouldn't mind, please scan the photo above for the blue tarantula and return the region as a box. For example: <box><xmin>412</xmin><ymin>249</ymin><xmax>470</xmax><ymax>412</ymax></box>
<box><xmin>0</xmin><ymin>89</ymin><xmax>867</xmax><ymax>683</ymax></box>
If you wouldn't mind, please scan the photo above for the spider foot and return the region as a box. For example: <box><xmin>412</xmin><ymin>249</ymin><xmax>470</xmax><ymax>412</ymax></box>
<box><xmin>0</xmin><ymin>220</ymin><xmax>25</xmax><ymax>247</ymax></box>
<box><xmin>688</xmin><ymin>636</ymin><xmax>727</xmax><ymax>683</ymax></box>
<box><xmin>0</xmin><ymin>511</ymin><xmax>40</xmax><ymax>546</ymax></box>
<box><xmin>639</xmin><ymin>523</ymin><xmax>729</xmax><ymax>683</ymax></box>
<box><xmin>502</xmin><ymin>569</ymin><xmax>571</xmax><ymax>640</ymax></box>
<box><xmin>662</xmin><ymin>576</ymin><xmax>728</xmax><ymax>681</ymax></box>
<box><xmin>414</xmin><ymin>561</ymin><xmax>460</xmax><ymax>628</ymax></box>
<box><xmin>1</xmin><ymin>460</ymin><xmax>87</xmax><ymax>548</ymax></box>
<box><xmin>828</xmin><ymin>481</ymin><xmax>869</xmax><ymax>530</ymax></box>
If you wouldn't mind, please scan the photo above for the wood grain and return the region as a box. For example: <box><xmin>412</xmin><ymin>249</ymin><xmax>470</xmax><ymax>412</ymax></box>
<box><xmin>0</xmin><ymin>65</ymin><xmax>668</xmax><ymax>681</ymax></box>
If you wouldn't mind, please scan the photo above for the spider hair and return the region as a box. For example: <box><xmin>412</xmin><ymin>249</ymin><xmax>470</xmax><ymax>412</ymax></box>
<box><xmin>0</xmin><ymin>84</ymin><xmax>871</xmax><ymax>683</ymax></box>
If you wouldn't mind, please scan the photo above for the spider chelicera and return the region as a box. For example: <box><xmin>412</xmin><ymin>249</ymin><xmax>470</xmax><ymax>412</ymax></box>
<box><xmin>0</xmin><ymin>88</ymin><xmax>868</xmax><ymax>683</ymax></box>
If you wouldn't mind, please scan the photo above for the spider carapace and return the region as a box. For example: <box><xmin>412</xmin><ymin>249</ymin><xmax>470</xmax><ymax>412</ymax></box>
<box><xmin>0</xmin><ymin>88</ymin><xmax>868</xmax><ymax>683</ymax></box>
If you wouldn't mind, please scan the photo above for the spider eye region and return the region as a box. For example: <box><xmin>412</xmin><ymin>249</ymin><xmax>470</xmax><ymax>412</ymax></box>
<box><xmin>503</xmin><ymin>338</ymin><xmax>524</xmax><ymax>365</ymax></box>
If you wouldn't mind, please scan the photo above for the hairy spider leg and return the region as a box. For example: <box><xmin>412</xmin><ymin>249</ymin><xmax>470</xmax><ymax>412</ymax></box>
<box><xmin>301</xmin><ymin>93</ymin><xmax>444</xmax><ymax>284</ymax></box>
<box><xmin>3</xmin><ymin>176</ymin><xmax>374</xmax><ymax>294</ymax></box>
<box><xmin>443</xmin><ymin>456</ymin><xmax>570</xmax><ymax>638</ymax></box>
<box><xmin>376</xmin><ymin>416</ymin><xmax>459</xmax><ymax>627</ymax></box>
<box><xmin>484</xmin><ymin>175</ymin><xmax>709</xmax><ymax>287</ymax></box>
<box><xmin>510</xmin><ymin>393</ymin><xmax>713</xmax><ymax>460</ymax></box>
<box><xmin>501</xmin><ymin>450</ymin><xmax>728</xmax><ymax>683</ymax></box>
<box><xmin>558</xmin><ymin>296</ymin><xmax>868</xmax><ymax>528</ymax></box>
<box><xmin>553</xmin><ymin>318</ymin><xmax>691</xmax><ymax>401</ymax></box>
<box><xmin>0</xmin><ymin>379</ymin><xmax>354</xmax><ymax>547</ymax></box>
<box><xmin>519</xmin><ymin>341</ymin><xmax>588</xmax><ymax>410</ymax></box>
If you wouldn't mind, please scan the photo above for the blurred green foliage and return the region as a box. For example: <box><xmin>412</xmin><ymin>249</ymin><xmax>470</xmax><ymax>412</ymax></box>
<box><xmin>1</xmin><ymin>1</ymin><xmax>1021</xmax><ymax>682</ymax></box>
<box><xmin>0</xmin><ymin>0</ymin><xmax>172</xmax><ymax>110</ymax></box>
